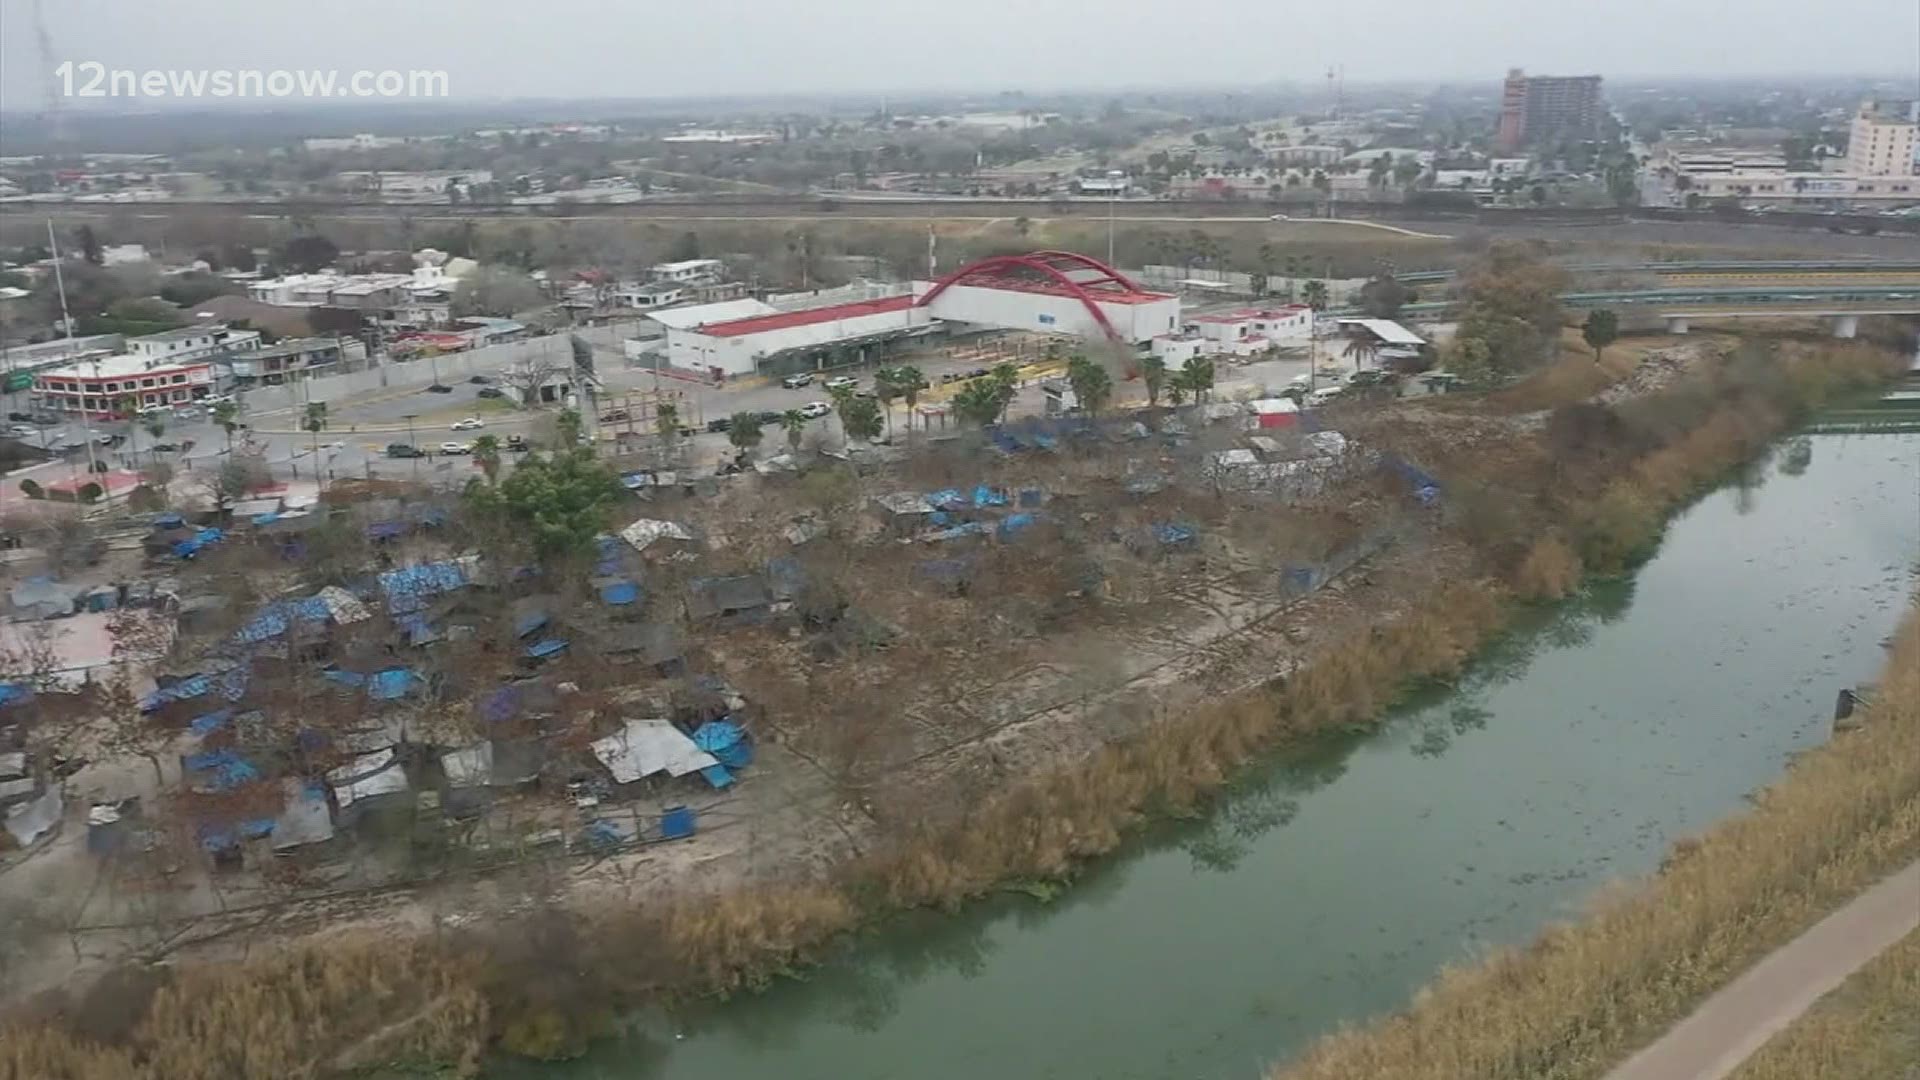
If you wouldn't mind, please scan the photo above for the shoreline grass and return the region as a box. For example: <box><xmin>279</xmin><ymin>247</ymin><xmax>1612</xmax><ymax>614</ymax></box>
<box><xmin>2</xmin><ymin>337</ymin><xmax>1907</xmax><ymax>1076</ymax></box>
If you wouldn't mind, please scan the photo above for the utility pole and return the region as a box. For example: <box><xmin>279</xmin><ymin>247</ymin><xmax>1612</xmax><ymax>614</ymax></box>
<box><xmin>1105</xmin><ymin>169</ymin><xmax>1125</xmax><ymax>266</ymax></box>
<box><xmin>46</xmin><ymin>220</ymin><xmax>99</xmax><ymax>479</ymax></box>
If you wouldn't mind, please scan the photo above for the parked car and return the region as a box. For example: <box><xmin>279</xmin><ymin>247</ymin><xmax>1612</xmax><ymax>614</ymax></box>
<box><xmin>1304</xmin><ymin>386</ymin><xmax>1345</xmax><ymax>408</ymax></box>
<box><xmin>476</xmin><ymin>387</ymin><xmax>506</xmax><ymax>399</ymax></box>
<box><xmin>469</xmin><ymin>374</ymin><xmax>492</xmax><ymax>384</ymax></box>
<box><xmin>706</xmin><ymin>416</ymin><xmax>733</xmax><ymax>434</ymax></box>
<box><xmin>8</xmin><ymin>424</ymin><xmax>38</xmax><ymax>439</ymax></box>
<box><xmin>426</xmin><ymin>384</ymin><xmax>454</xmax><ymax>394</ymax></box>
<box><xmin>439</xmin><ymin>441</ymin><xmax>471</xmax><ymax>455</ymax></box>
<box><xmin>799</xmin><ymin>401</ymin><xmax>832</xmax><ymax>420</ymax></box>
<box><xmin>756</xmin><ymin>410</ymin><xmax>784</xmax><ymax>426</ymax></box>
<box><xmin>599</xmin><ymin>409</ymin><xmax>631</xmax><ymax>423</ymax></box>
<box><xmin>450</xmin><ymin>417</ymin><xmax>484</xmax><ymax>431</ymax></box>
<box><xmin>386</xmin><ymin>443</ymin><xmax>424</xmax><ymax>458</ymax></box>
<box><xmin>149</xmin><ymin>441</ymin><xmax>180</xmax><ymax>453</ymax></box>
<box><xmin>824</xmin><ymin>375</ymin><xmax>858</xmax><ymax>392</ymax></box>
<box><xmin>506</xmin><ymin>434</ymin><xmax>529</xmax><ymax>451</ymax></box>
<box><xmin>781</xmin><ymin>372</ymin><xmax>815</xmax><ymax>389</ymax></box>
<box><xmin>6</xmin><ymin>412</ymin><xmax>35</xmax><ymax>423</ymax></box>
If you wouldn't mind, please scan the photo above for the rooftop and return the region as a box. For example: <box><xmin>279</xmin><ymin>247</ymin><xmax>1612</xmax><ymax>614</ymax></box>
<box><xmin>694</xmin><ymin>294</ymin><xmax>916</xmax><ymax>338</ymax></box>
<box><xmin>130</xmin><ymin>324</ymin><xmax>232</xmax><ymax>345</ymax></box>
<box><xmin>646</xmin><ymin>298</ymin><xmax>778</xmax><ymax>330</ymax></box>
<box><xmin>36</xmin><ymin>352</ymin><xmax>220</xmax><ymax>379</ymax></box>
<box><xmin>940</xmin><ymin>275</ymin><xmax>1174</xmax><ymax>307</ymax></box>
<box><xmin>650</xmin><ymin>258</ymin><xmax>724</xmax><ymax>273</ymax></box>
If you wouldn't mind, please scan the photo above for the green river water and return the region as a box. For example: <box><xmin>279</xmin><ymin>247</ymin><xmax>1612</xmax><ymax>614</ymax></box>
<box><xmin>504</xmin><ymin>427</ymin><xmax>1919</xmax><ymax>1080</ymax></box>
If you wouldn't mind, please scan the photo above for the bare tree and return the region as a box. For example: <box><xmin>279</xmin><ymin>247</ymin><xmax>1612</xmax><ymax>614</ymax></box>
<box><xmin>501</xmin><ymin>358</ymin><xmax>560</xmax><ymax>410</ymax></box>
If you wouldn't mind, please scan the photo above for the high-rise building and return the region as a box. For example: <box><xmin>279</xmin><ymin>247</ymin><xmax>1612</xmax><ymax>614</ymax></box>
<box><xmin>1846</xmin><ymin>101</ymin><xmax>1919</xmax><ymax>177</ymax></box>
<box><xmin>1496</xmin><ymin>69</ymin><xmax>1604</xmax><ymax>152</ymax></box>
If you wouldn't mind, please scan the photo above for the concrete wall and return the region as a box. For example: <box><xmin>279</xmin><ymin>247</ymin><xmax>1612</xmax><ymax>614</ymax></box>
<box><xmin>232</xmin><ymin>324</ymin><xmax>630</xmax><ymax>416</ymax></box>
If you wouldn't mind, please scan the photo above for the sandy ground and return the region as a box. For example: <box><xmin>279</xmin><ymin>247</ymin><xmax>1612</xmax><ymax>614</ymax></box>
<box><xmin>1604</xmin><ymin>861</ymin><xmax>1920</xmax><ymax>1080</ymax></box>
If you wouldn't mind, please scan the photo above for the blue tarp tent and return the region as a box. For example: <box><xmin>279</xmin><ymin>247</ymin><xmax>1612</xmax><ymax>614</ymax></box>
<box><xmin>142</xmin><ymin>673</ymin><xmax>214</xmax><ymax>712</ymax></box>
<box><xmin>182</xmin><ymin>748</ymin><xmax>260</xmax><ymax>792</ymax></box>
<box><xmin>997</xmin><ymin>512</ymin><xmax>1040</xmax><ymax>539</ymax></box>
<box><xmin>188</xmin><ymin>709</ymin><xmax>232</xmax><ymax>737</ymax></box>
<box><xmin>1152</xmin><ymin>522</ymin><xmax>1198</xmax><ymax>546</ymax></box>
<box><xmin>0</xmin><ymin>683</ymin><xmax>33</xmax><ymax>709</ymax></box>
<box><xmin>660</xmin><ymin>805</ymin><xmax>697</xmax><ymax>839</ymax></box>
<box><xmin>691</xmin><ymin>720</ymin><xmax>752</xmax><ymax>769</ymax></box>
<box><xmin>197</xmin><ymin>817</ymin><xmax>275</xmax><ymax>853</ymax></box>
<box><xmin>971</xmin><ymin>484</ymin><xmax>1008</xmax><ymax>508</ymax></box>
<box><xmin>700</xmin><ymin>764</ymin><xmax>734</xmax><ymax>789</ymax></box>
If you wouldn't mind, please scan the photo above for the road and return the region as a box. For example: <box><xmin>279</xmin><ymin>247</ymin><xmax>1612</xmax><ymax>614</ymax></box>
<box><xmin>1603</xmin><ymin>860</ymin><xmax>1920</xmax><ymax>1080</ymax></box>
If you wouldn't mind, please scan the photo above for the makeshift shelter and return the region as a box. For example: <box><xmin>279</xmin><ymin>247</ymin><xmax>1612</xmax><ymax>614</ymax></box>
<box><xmin>618</xmin><ymin>518</ymin><xmax>695</xmax><ymax>555</ymax></box>
<box><xmin>269</xmin><ymin>780</ymin><xmax>336</xmax><ymax>851</ymax></box>
<box><xmin>326</xmin><ymin>748</ymin><xmax>410</xmax><ymax>812</ymax></box>
<box><xmin>590</xmin><ymin>719</ymin><xmax>718</xmax><ymax>785</ymax></box>
<box><xmin>3</xmin><ymin>784</ymin><xmax>62</xmax><ymax>846</ymax></box>
<box><xmin>8</xmin><ymin>576</ymin><xmax>75</xmax><ymax>620</ymax></box>
<box><xmin>686</xmin><ymin>576</ymin><xmax>773</xmax><ymax>624</ymax></box>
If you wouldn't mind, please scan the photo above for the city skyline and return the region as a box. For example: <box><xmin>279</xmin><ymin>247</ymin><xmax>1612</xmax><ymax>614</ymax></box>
<box><xmin>1</xmin><ymin>0</ymin><xmax>1915</xmax><ymax>111</ymax></box>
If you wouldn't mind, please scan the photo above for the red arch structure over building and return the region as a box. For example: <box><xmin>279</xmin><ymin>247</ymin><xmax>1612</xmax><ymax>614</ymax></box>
<box><xmin>916</xmin><ymin>250</ymin><xmax>1160</xmax><ymax>341</ymax></box>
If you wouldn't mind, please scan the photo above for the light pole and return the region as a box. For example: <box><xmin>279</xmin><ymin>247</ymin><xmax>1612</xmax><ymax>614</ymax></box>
<box><xmin>1105</xmin><ymin>169</ymin><xmax>1125</xmax><ymax>266</ymax></box>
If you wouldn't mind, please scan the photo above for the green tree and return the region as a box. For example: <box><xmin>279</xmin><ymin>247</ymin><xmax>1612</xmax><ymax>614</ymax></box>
<box><xmin>555</xmin><ymin>407</ymin><xmax>583</xmax><ymax>448</ymax></box>
<box><xmin>1357</xmin><ymin>271</ymin><xmax>1409</xmax><ymax>318</ymax></box>
<box><xmin>1141</xmin><ymin>355</ymin><xmax>1167</xmax><ymax>408</ymax></box>
<box><xmin>654</xmin><ymin>402</ymin><xmax>680</xmax><ymax>462</ymax></box>
<box><xmin>1582</xmin><ymin>309</ymin><xmax>1620</xmax><ymax>364</ymax></box>
<box><xmin>142</xmin><ymin>413</ymin><xmax>167</xmax><ymax>465</ymax></box>
<box><xmin>1301</xmin><ymin>279</ymin><xmax>1330</xmax><ymax>311</ymax></box>
<box><xmin>727</xmin><ymin>411</ymin><xmax>765</xmax><ymax>456</ymax></box>
<box><xmin>781</xmin><ymin>409</ymin><xmax>807</xmax><ymax>451</ymax></box>
<box><xmin>211</xmin><ymin>400</ymin><xmax>240</xmax><ymax>452</ymax></box>
<box><xmin>890</xmin><ymin>365</ymin><xmax>928</xmax><ymax>435</ymax></box>
<box><xmin>1065</xmin><ymin>355</ymin><xmax>1113</xmax><ymax>415</ymax></box>
<box><xmin>471</xmin><ymin>433</ymin><xmax>502</xmax><ymax>483</ymax></box>
<box><xmin>1343</xmin><ymin>335</ymin><xmax>1382</xmax><ymax>369</ymax></box>
<box><xmin>871</xmin><ymin>370</ymin><xmax>902</xmax><ymax>440</ymax></box>
<box><xmin>1012</xmin><ymin>216</ymin><xmax>1033</xmax><ymax>238</ymax></box>
<box><xmin>836</xmin><ymin>394</ymin><xmax>884</xmax><ymax>441</ymax></box>
<box><xmin>465</xmin><ymin>448</ymin><xmax>624</xmax><ymax>556</ymax></box>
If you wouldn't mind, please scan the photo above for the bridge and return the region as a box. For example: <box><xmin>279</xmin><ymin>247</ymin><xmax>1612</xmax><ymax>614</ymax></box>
<box><xmin>1388</xmin><ymin>285</ymin><xmax>1920</xmax><ymax>338</ymax></box>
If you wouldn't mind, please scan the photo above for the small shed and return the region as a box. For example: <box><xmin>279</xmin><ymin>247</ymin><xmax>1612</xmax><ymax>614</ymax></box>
<box><xmin>686</xmin><ymin>576</ymin><xmax>773</xmax><ymax>624</ymax></box>
<box><xmin>590</xmin><ymin>719</ymin><xmax>719</xmax><ymax>785</ymax></box>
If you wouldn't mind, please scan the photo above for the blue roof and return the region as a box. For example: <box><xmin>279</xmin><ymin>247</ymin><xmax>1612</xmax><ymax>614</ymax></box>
<box><xmin>997</xmin><ymin>512</ymin><xmax>1040</xmax><ymax>539</ymax></box>
<box><xmin>1152</xmin><ymin>522</ymin><xmax>1198</xmax><ymax>545</ymax></box>
<box><xmin>524</xmin><ymin>638</ymin><xmax>569</xmax><ymax>660</ymax></box>
<box><xmin>367</xmin><ymin>667</ymin><xmax>424</xmax><ymax>701</ymax></box>
<box><xmin>479</xmin><ymin>685</ymin><xmax>522</xmax><ymax>724</ymax></box>
<box><xmin>378</xmin><ymin>561</ymin><xmax>468</xmax><ymax>613</ymax></box>
<box><xmin>322</xmin><ymin>668</ymin><xmax>367</xmax><ymax>690</ymax></box>
<box><xmin>198</xmin><ymin>817</ymin><xmax>275</xmax><ymax>852</ymax></box>
<box><xmin>699</xmin><ymin>764</ymin><xmax>735</xmax><ymax>789</ymax></box>
<box><xmin>0</xmin><ymin>682</ymin><xmax>34</xmax><ymax>709</ymax></box>
<box><xmin>927</xmin><ymin>488</ymin><xmax>966</xmax><ymax>510</ymax></box>
<box><xmin>599</xmin><ymin>579</ymin><xmax>641</xmax><ymax>606</ymax></box>
<box><xmin>188</xmin><ymin>709</ymin><xmax>233</xmax><ymax>736</ymax></box>
<box><xmin>972</xmin><ymin>484</ymin><xmax>1008</xmax><ymax>508</ymax></box>
<box><xmin>691</xmin><ymin>720</ymin><xmax>743</xmax><ymax>752</ymax></box>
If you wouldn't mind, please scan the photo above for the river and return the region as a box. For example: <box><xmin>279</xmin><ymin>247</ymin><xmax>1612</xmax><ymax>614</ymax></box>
<box><xmin>503</xmin><ymin>427</ymin><xmax>1919</xmax><ymax>1080</ymax></box>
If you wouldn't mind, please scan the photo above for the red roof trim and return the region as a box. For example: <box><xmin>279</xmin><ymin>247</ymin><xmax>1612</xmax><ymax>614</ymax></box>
<box><xmin>695</xmin><ymin>294</ymin><xmax>914</xmax><ymax>338</ymax></box>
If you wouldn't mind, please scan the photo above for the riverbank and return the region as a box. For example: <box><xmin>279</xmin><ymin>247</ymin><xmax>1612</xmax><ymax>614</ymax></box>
<box><xmin>2</xmin><ymin>334</ymin><xmax>1907</xmax><ymax>1076</ymax></box>
<box><xmin>1267</xmin><ymin>595</ymin><xmax>1920</xmax><ymax>1080</ymax></box>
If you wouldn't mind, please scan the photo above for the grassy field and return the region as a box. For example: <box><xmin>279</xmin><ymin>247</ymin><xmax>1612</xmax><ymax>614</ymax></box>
<box><xmin>1268</xmin><ymin>595</ymin><xmax>1920</xmax><ymax>1080</ymax></box>
<box><xmin>1728</xmin><ymin>927</ymin><xmax>1920</xmax><ymax>1080</ymax></box>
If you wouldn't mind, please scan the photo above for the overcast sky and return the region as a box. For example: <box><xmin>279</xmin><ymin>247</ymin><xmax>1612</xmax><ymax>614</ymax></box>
<box><xmin>2</xmin><ymin>0</ymin><xmax>1915</xmax><ymax>109</ymax></box>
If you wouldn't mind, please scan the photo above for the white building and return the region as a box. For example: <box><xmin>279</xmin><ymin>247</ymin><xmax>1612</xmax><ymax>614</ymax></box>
<box><xmin>127</xmin><ymin>324</ymin><xmax>261</xmax><ymax>365</ymax></box>
<box><xmin>647</xmin><ymin>259</ymin><xmax>725</xmax><ymax>285</ymax></box>
<box><xmin>666</xmin><ymin>295</ymin><xmax>931</xmax><ymax>377</ymax></box>
<box><xmin>1847</xmin><ymin>101</ymin><xmax>1919</xmax><ymax>177</ymax></box>
<box><xmin>1686</xmin><ymin>171</ymin><xmax>1919</xmax><ymax>204</ymax></box>
<box><xmin>1186</xmin><ymin>306</ymin><xmax>1316</xmax><ymax>354</ymax></box>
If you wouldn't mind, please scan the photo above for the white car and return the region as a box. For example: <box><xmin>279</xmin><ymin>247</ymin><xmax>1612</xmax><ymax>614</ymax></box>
<box><xmin>1305</xmin><ymin>386</ymin><xmax>1345</xmax><ymax>408</ymax></box>
<box><xmin>449</xmin><ymin>417</ymin><xmax>485</xmax><ymax>431</ymax></box>
<box><xmin>799</xmin><ymin>401</ymin><xmax>832</xmax><ymax>420</ymax></box>
<box><xmin>824</xmin><ymin>375</ymin><xmax>859</xmax><ymax>392</ymax></box>
<box><xmin>438</xmin><ymin>441</ymin><xmax>471</xmax><ymax>455</ymax></box>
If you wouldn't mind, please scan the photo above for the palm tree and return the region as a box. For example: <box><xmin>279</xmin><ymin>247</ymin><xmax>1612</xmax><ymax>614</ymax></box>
<box><xmin>891</xmin><ymin>365</ymin><xmax>927</xmax><ymax>436</ymax></box>
<box><xmin>471</xmin><ymin>434</ymin><xmax>502</xmax><ymax>483</ymax></box>
<box><xmin>727</xmin><ymin>411</ymin><xmax>764</xmax><ymax>458</ymax></box>
<box><xmin>1171</xmin><ymin>357</ymin><xmax>1215</xmax><ymax>403</ymax></box>
<box><xmin>872</xmin><ymin>368</ymin><xmax>901</xmax><ymax>441</ymax></box>
<box><xmin>781</xmin><ymin>410</ymin><xmax>807</xmax><ymax>452</ymax></box>
<box><xmin>1141</xmin><ymin>355</ymin><xmax>1167</xmax><ymax>408</ymax></box>
<box><xmin>1302</xmin><ymin>279</ymin><xmax>1330</xmax><ymax>312</ymax></box>
<box><xmin>1343</xmin><ymin>335</ymin><xmax>1381</xmax><ymax>370</ymax></box>
<box><xmin>1283</xmin><ymin>255</ymin><xmax>1303</xmax><ymax>301</ymax></box>
<box><xmin>1065</xmin><ymin>355</ymin><xmax>1112</xmax><ymax>416</ymax></box>
<box><xmin>301</xmin><ymin>400</ymin><xmax>328</xmax><ymax>464</ymax></box>
<box><xmin>211</xmin><ymin>400</ymin><xmax>240</xmax><ymax>452</ymax></box>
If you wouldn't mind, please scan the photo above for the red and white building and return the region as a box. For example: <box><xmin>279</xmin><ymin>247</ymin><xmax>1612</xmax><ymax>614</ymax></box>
<box><xmin>30</xmin><ymin>323</ymin><xmax>258</xmax><ymax>418</ymax></box>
